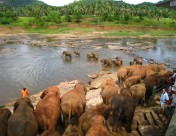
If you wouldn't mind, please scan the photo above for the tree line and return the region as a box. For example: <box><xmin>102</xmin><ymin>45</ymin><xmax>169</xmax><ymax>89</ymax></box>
<box><xmin>0</xmin><ymin>0</ymin><xmax>176</xmax><ymax>27</ymax></box>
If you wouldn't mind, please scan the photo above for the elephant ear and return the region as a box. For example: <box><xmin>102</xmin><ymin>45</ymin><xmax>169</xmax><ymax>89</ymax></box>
<box><xmin>40</xmin><ymin>90</ymin><xmax>48</xmax><ymax>99</ymax></box>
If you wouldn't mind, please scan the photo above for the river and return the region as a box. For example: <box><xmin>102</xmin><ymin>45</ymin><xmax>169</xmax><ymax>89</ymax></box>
<box><xmin>0</xmin><ymin>37</ymin><xmax>176</xmax><ymax>104</ymax></box>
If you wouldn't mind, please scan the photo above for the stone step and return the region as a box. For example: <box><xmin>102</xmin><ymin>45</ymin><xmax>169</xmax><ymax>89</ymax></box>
<box><xmin>150</xmin><ymin>110</ymin><xmax>164</xmax><ymax>129</ymax></box>
<box><xmin>131</xmin><ymin>119</ymin><xmax>138</xmax><ymax>130</ymax></box>
<box><xmin>145</xmin><ymin>112</ymin><xmax>156</xmax><ymax>126</ymax></box>
<box><xmin>134</xmin><ymin>112</ymin><xmax>148</xmax><ymax>125</ymax></box>
<box><xmin>138</xmin><ymin>125</ymin><xmax>162</xmax><ymax>136</ymax></box>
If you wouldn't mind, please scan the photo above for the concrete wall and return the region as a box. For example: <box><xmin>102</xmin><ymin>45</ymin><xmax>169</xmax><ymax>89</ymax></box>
<box><xmin>165</xmin><ymin>109</ymin><xmax>176</xmax><ymax>136</ymax></box>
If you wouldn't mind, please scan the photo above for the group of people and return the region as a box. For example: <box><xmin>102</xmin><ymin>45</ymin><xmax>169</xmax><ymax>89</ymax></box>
<box><xmin>160</xmin><ymin>72</ymin><xmax>176</xmax><ymax>115</ymax></box>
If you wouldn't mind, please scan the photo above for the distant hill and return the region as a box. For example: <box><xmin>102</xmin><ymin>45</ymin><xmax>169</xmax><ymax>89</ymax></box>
<box><xmin>136</xmin><ymin>2</ymin><xmax>155</xmax><ymax>7</ymax></box>
<box><xmin>1</xmin><ymin>0</ymin><xmax>46</xmax><ymax>7</ymax></box>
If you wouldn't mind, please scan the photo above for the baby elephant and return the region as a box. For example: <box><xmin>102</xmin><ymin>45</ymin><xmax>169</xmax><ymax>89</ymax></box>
<box><xmin>62</xmin><ymin>51</ymin><xmax>72</xmax><ymax>58</ymax></box>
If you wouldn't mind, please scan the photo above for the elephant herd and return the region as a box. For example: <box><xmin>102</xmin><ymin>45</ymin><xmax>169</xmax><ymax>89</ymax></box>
<box><xmin>62</xmin><ymin>50</ymin><xmax>139</xmax><ymax>67</ymax></box>
<box><xmin>0</xmin><ymin>54</ymin><xmax>173</xmax><ymax>136</ymax></box>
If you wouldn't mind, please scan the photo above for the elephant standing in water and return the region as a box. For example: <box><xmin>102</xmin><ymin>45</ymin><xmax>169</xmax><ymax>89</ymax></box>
<box><xmin>0</xmin><ymin>108</ymin><xmax>12</xmax><ymax>136</ymax></box>
<box><xmin>7</xmin><ymin>97</ymin><xmax>38</xmax><ymax>136</ymax></box>
<box><xmin>62</xmin><ymin>51</ymin><xmax>72</xmax><ymax>59</ymax></box>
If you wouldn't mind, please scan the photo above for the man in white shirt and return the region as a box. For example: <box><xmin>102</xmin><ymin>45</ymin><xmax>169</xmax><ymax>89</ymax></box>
<box><xmin>160</xmin><ymin>88</ymin><xmax>169</xmax><ymax>111</ymax></box>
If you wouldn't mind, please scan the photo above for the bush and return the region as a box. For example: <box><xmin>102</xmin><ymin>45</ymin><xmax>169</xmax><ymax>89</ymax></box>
<box><xmin>46</xmin><ymin>11</ymin><xmax>61</xmax><ymax>24</ymax></box>
<box><xmin>65</xmin><ymin>15</ymin><xmax>72</xmax><ymax>22</ymax></box>
<box><xmin>0</xmin><ymin>11</ymin><xmax>18</xmax><ymax>24</ymax></box>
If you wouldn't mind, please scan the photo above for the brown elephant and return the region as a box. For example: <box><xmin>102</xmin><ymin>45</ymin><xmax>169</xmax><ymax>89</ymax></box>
<box><xmin>134</xmin><ymin>56</ymin><xmax>142</xmax><ymax>65</ymax></box>
<box><xmin>101</xmin><ymin>59</ymin><xmax>113</xmax><ymax>66</ymax></box>
<box><xmin>101</xmin><ymin>80</ymin><xmax>120</xmax><ymax>104</ymax></box>
<box><xmin>74</xmin><ymin>51</ymin><xmax>80</xmax><ymax>56</ymax></box>
<box><xmin>120</xmin><ymin>87</ymin><xmax>132</xmax><ymax>97</ymax></box>
<box><xmin>144</xmin><ymin>73</ymin><xmax>164</xmax><ymax>99</ymax></box>
<box><xmin>79</xmin><ymin>104</ymin><xmax>111</xmax><ymax>135</ymax></box>
<box><xmin>129</xmin><ymin>61</ymin><xmax>134</xmax><ymax>66</ymax></box>
<box><xmin>91</xmin><ymin>52</ymin><xmax>98</xmax><ymax>60</ymax></box>
<box><xmin>115</xmin><ymin>57</ymin><xmax>123</xmax><ymax>65</ymax></box>
<box><xmin>86</xmin><ymin>115</ymin><xmax>109</xmax><ymax>136</ymax></box>
<box><xmin>127</xmin><ymin>64</ymin><xmax>142</xmax><ymax>77</ymax></box>
<box><xmin>117</xmin><ymin>66</ymin><xmax>129</xmax><ymax>85</ymax></box>
<box><xmin>124</xmin><ymin>75</ymin><xmax>141</xmax><ymax>88</ymax></box>
<box><xmin>112</xmin><ymin>59</ymin><xmax>122</xmax><ymax>66</ymax></box>
<box><xmin>111</xmin><ymin>94</ymin><xmax>137</xmax><ymax>133</ymax></box>
<box><xmin>0</xmin><ymin>108</ymin><xmax>12</xmax><ymax>136</ymax></box>
<box><xmin>61</xmin><ymin>83</ymin><xmax>87</xmax><ymax>126</ymax></box>
<box><xmin>132</xmin><ymin>67</ymin><xmax>146</xmax><ymax>79</ymax></box>
<box><xmin>130</xmin><ymin>81</ymin><xmax>146</xmax><ymax>103</ymax></box>
<box><xmin>7</xmin><ymin>97</ymin><xmax>38</xmax><ymax>136</ymax></box>
<box><xmin>87</xmin><ymin>53</ymin><xmax>93</xmax><ymax>59</ymax></box>
<box><xmin>62</xmin><ymin>51</ymin><xmax>72</xmax><ymax>58</ymax></box>
<box><xmin>35</xmin><ymin>86</ymin><xmax>61</xmax><ymax>134</ymax></box>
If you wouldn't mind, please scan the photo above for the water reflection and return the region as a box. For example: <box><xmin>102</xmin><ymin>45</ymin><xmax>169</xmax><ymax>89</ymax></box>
<box><xmin>0</xmin><ymin>38</ymin><xmax>176</xmax><ymax>104</ymax></box>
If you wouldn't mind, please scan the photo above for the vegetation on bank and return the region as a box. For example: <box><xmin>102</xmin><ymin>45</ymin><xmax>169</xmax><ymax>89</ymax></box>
<box><xmin>0</xmin><ymin>0</ymin><xmax>176</xmax><ymax>37</ymax></box>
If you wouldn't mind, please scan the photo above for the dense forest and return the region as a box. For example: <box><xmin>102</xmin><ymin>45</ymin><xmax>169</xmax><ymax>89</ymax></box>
<box><xmin>0</xmin><ymin>0</ymin><xmax>176</xmax><ymax>28</ymax></box>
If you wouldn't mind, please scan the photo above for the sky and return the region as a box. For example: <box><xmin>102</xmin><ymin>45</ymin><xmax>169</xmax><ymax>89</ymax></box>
<box><xmin>39</xmin><ymin>0</ymin><xmax>161</xmax><ymax>6</ymax></box>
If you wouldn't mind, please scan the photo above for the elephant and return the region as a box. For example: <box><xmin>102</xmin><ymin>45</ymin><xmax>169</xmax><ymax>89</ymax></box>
<box><xmin>124</xmin><ymin>75</ymin><xmax>141</xmax><ymax>88</ymax></box>
<box><xmin>130</xmin><ymin>81</ymin><xmax>146</xmax><ymax>104</ymax></box>
<box><xmin>101</xmin><ymin>59</ymin><xmax>113</xmax><ymax>66</ymax></box>
<box><xmin>132</xmin><ymin>67</ymin><xmax>146</xmax><ymax>79</ymax></box>
<box><xmin>117</xmin><ymin>66</ymin><xmax>129</xmax><ymax>86</ymax></box>
<box><xmin>91</xmin><ymin>52</ymin><xmax>98</xmax><ymax>60</ymax></box>
<box><xmin>87</xmin><ymin>52</ymin><xmax>98</xmax><ymax>60</ymax></box>
<box><xmin>112</xmin><ymin>59</ymin><xmax>122</xmax><ymax>66</ymax></box>
<box><xmin>115</xmin><ymin>57</ymin><xmax>123</xmax><ymax>64</ymax></box>
<box><xmin>120</xmin><ymin>87</ymin><xmax>132</xmax><ymax>97</ymax></box>
<box><xmin>111</xmin><ymin>94</ymin><xmax>137</xmax><ymax>133</ymax></box>
<box><xmin>7</xmin><ymin>97</ymin><xmax>38</xmax><ymax>136</ymax></box>
<box><xmin>86</xmin><ymin>115</ymin><xmax>109</xmax><ymax>136</ymax></box>
<box><xmin>79</xmin><ymin>104</ymin><xmax>111</xmax><ymax>135</ymax></box>
<box><xmin>87</xmin><ymin>53</ymin><xmax>93</xmax><ymax>59</ymax></box>
<box><xmin>129</xmin><ymin>61</ymin><xmax>134</xmax><ymax>66</ymax></box>
<box><xmin>74</xmin><ymin>51</ymin><xmax>80</xmax><ymax>56</ymax></box>
<box><xmin>61</xmin><ymin>83</ymin><xmax>87</xmax><ymax>126</ymax></box>
<box><xmin>101</xmin><ymin>80</ymin><xmax>120</xmax><ymax>104</ymax></box>
<box><xmin>0</xmin><ymin>108</ymin><xmax>12</xmax><ymax>136</ymax></box>
<box><xmin>35</xmin><ymin>86</ymin><xmax>61</xmax><ymax>134</ymax></box>
<box><xmin>62</xmin><ymin>51</ymin><xmax>72</xmax><ymax>58</ymax></box>
<box><xmin>144</xmin><ymin>73</ymin><xmax>164</xmax><ymax>99</ymax></box>
<box><xmin>134</xmin><ymin>56</ymin><xmax>142</xmax><ymax>65</ymax></box>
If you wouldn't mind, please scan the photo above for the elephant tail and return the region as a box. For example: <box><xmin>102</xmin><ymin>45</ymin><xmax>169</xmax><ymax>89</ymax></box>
<box><xmin>68</xmin><ymin>105</ymin><xmax>72</xmax><ymax>125</ymax></box>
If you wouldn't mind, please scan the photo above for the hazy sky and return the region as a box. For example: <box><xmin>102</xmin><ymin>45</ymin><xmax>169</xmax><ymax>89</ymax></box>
<box><xmin>39</xmin><ymin>0</ymin><xmax>161</xmax><ymax>6</ymax></box>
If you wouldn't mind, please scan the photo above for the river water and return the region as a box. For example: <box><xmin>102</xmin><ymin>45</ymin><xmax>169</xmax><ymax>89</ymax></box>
<box><xmin>0</xmin><ymin>38</ymin><xmax>176</xmax><ymax>104</ymax></box>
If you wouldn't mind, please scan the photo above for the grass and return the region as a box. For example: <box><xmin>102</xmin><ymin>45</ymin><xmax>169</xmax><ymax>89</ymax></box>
<box><xmin>26</xmin><ymin>26</ymin><xmax>93</xmax><ymax>34</ymax></box>
<box><xmin>1</xmin><ymin>16</ymin><xmax>176</xmax><ymax>37</ymax></box>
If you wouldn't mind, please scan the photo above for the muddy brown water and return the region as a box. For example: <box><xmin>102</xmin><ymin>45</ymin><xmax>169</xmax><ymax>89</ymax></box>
<box><xmin>0</xmin><ymin>37</ymin><xmax>176</xmax><ymax>104</ymax></box>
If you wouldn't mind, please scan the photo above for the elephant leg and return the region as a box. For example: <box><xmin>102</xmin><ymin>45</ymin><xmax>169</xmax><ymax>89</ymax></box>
<box><xmin>112</xmin><ymin>110</ymin><xmax>121</xmax><ymax>132</ymax></box>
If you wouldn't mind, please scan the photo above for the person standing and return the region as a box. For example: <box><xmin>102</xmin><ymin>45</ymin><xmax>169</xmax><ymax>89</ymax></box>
<box><xmin>21</xmin><ymin>88</ymin><xmax>29</xmax><ymax>97</ymax></box>
<box><xmin>160</xmin><ymin>88</ymin><xmax>169</xmax><ymax>112</ymax></box>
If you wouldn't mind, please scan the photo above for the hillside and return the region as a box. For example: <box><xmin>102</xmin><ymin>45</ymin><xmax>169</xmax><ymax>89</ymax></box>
<box><xmin>1</xmin><ymin>0</ymin><xmax>46</xmax><ymax>7</ymax></box>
